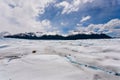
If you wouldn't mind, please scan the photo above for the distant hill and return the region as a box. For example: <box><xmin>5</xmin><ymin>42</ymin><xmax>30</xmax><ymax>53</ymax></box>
<box><xmin>4</xmin><ymin>32</ymin><xmax>112</xmax><ymax>40</ymax></box>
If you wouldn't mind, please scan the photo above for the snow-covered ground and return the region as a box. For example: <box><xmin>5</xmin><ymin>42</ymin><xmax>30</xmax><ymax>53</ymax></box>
<box><xmin>0</xmin><ymin>38</ymin><xmax>120</xmax><ymax>80</ymax></box>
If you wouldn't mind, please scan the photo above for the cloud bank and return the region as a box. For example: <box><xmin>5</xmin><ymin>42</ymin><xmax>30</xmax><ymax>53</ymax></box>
<box><xmin>74</xmin><ymin>19</ymin><xmax>120</xmax><ymax>37</ymax></box>
<box><xmin>0</xmin><ymin>0</ymin><xmax>55</xmax><ymax>33</ymax></box>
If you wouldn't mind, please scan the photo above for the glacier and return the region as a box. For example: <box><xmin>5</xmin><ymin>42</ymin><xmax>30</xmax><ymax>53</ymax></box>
<box><xmin>0</xmin><ymin>38</ymin><xmax>120</xmax><ymax>80</ymax></box>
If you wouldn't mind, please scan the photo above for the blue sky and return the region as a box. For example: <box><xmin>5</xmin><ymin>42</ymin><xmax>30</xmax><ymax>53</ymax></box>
<box><xmin>39</xmin><ymin>0</ymin><xmax>120</xmax><ymax>33</ymax></box>
<box><xmin>0</xmin><ymin>0</ymin><xmax>120</xmax><ymax>37</ymax></box>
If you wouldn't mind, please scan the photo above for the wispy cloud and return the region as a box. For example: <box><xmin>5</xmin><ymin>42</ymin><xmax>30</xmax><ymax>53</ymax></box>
<box><xmin>80</xmin><ymin>16</ymin><xmax>91</xmax><ymax>22</ymax></box>
<box><xmin>56</xmin><ymin>0</ymin><xmax>93</xmax><ymax>14</ymax></box>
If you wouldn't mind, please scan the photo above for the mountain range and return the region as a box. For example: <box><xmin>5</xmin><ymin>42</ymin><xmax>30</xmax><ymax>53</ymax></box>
<box><xmin>1</xmin><ymin>32</ymin><xmax>112</xmax><ymax>40</ymax></box>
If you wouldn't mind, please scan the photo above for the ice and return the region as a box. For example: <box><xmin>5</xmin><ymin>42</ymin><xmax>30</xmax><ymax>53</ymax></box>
<box><xmin>0</xmin><ymin>38</ymin><xmax>120</xmax><ymax>80</ymax></box>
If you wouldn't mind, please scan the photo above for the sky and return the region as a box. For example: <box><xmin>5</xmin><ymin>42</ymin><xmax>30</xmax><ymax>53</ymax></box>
<box><xmin>0</xmin><ymin>0</ymin><xmax>120</xmax><ymax>37</ymax></box>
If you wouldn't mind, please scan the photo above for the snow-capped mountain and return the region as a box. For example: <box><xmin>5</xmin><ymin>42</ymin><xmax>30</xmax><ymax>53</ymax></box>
<box><xmin>3</xmin><ymin>32</ymin><xmax>112</xmax><ymax>40</ymax></box>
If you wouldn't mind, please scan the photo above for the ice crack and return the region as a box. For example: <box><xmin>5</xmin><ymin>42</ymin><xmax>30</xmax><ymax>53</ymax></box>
<box><xmin>65</xmin><ymin>55</ymin><xmax>120</xmax><ymax>77</ymax></box>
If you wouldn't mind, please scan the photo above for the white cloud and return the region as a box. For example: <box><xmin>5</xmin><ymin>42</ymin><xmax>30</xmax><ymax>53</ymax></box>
<box><xmin>40</xmin><ymin>19</ymin><xmax>52</xmax><ymax>30</ymax></box>
<box><xmin>0</xmin><ymin>0</ymin><xmax>55</xmax><ymax>33</ymax></box>
<box><xmin>74</xmin><ymin>19</ymin><xmax>120</xmax><ymax>37</ymax></box>
<box><xmin>87</xmin><ymin>19</ymin><xmax>120</xmax><ymax>34</ymax></box>
<box><xmin>56</xmin><ymin>0</ymin><xmax>94</xmax><ymax>14</ymax></box>
<box><xmin>80</xmin><ymin>16</ymin><xmax>91</xmax><ymax>22</ymax></box>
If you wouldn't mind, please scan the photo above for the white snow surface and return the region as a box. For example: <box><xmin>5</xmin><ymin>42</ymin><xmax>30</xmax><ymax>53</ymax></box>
<box><xmin>0</xmin><ymin>38</ymin><xmax>120</xmax><ymax>80</ymax></box>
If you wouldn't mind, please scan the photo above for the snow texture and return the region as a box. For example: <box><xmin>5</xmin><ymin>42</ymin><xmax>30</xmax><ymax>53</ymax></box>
<box><xmin>0</xmin><ymin>38</ymin><xmax>120</xmax><ymax>80</ymax></box>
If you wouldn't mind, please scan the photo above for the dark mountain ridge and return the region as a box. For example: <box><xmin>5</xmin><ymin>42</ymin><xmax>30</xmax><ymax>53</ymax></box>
<box><xmin>4</xmin><ymin>32</ymin><xmax>112</xmax><ymax>40</ymax></box>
